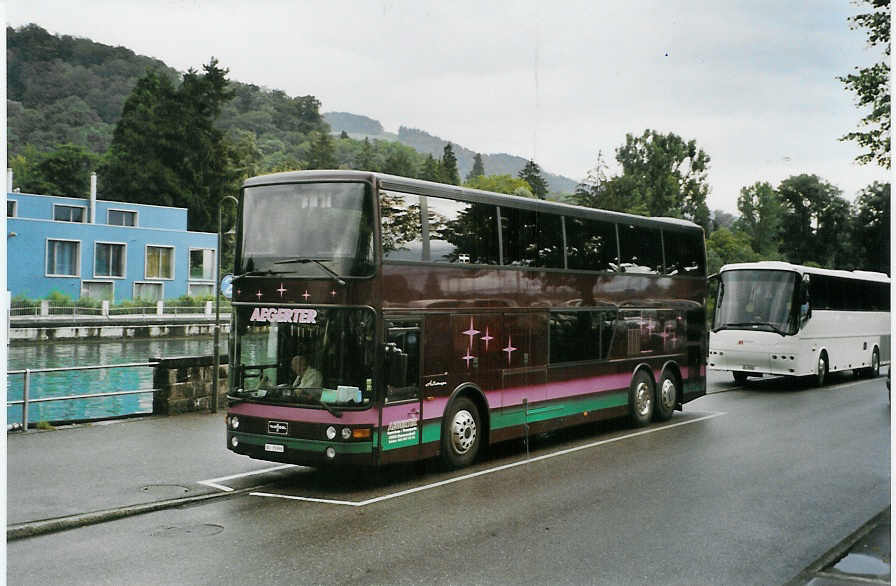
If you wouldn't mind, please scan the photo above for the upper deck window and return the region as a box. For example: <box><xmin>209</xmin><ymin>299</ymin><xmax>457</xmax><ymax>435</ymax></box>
<box><xmin>381</xmin><ymin>191</ymin><xmax>424</xmax><ymax>261</ymax></box>
<box><xmin>424</xmin><ymin>196</ymin><xmax>500</xmax><ymax>265</ymax></box>
<box><xmin>663</xmin><ymin>229</ymin><xmax>705</xmax><ymax>276</ymax></box>
<box><xmin>241</xmin><ymin>182</ymin><xmax>375</xmax><ymax>278</ymax></box>
<box><xmin>618</xmin><ymin>224</ymin><xmax>663</xmax><ymax>274</ymax></box>
<box><xmin>500</xmin><ymin>208</ymin><xmax>564</xmax><ymax>268</ymax></box>
<box><xmin>564</xmin><ymin>216</ymin><xmax>618</xmax><ymax>272</ymax></box>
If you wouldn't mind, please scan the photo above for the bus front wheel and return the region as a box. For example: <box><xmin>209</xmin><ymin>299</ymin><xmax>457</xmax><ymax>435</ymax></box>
<box><xmin>814</xmin><ymin>352</ymin><xmax>828</xmax><ymax>387</ymax></box>
<box><xmin>733</xmin><ymin>371</ymin><xmax>748</xmax><ymax>385</ymax></box>
<box><xmin>441</xmin><ymin>397</ymin><xmax>481</xmax><ymax>469</ymax></box>
<box><xmin>867</xmin><ymin>347</ymin><xmax>880</xmax><ymax>378</ymax></box>
<box><xmin>629</xmin><ymin>370</ymin><xmax>654</xmax><ymax>427</ymax></box>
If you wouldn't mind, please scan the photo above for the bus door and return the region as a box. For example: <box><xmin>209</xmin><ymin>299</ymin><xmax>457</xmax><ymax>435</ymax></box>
<box><xmin>500</xmin><ymin>313</ymin><xmax>548</xmax><ymax>410</ymax></box>
<box><xmin>383</xmin><ymin>318</ymin><xmax>423</xmax><ymax>455</ymax></box>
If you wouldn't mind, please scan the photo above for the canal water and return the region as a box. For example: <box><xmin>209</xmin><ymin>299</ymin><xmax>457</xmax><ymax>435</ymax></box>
<box><xmin>7</xmin><ymin>336</ymin><xmax>226</xmax><ymax>426</ymax></box>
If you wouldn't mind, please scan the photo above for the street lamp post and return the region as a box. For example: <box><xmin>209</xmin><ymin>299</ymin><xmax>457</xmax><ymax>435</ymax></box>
<box><xmin>213</xmin><ymin>195</ymin><xmax>239</xmax><ymax>413</ymax></box>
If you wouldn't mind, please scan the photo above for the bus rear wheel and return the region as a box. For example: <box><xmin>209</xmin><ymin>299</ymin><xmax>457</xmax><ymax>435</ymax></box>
<box><xmin>629</xmin><ymin>370</ymin><xmax>654</xmax><ymax>427</ymax></box>
<box><xmin>654</xmin><ymin>371</ymin><xmax>678</xmax><ymax>422</ymax></box>
<box><xmin>867</xmin><ymin>347</ymin><xmax>880</xmax><ymax>378</ymax></box>
<box><xmin>441</xmin><ymin>397</ymin><xmax>481</xmax><ymax>469</ymax></box>
<box><xmin>733</xmin><ymin>371</ymin><xmax>749</xmax><ymax>385</ymax></box>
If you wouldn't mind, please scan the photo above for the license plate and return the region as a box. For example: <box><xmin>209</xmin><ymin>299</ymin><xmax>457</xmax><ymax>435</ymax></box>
<box><xmin>264</xmin><ymin>444</ymin><xmax>285</xmax><ymax>453</ymax></box>
<box><xmin>743</xmin><ymin>364</ymin><xmax>755</xmax><ymax>370</ymax></box>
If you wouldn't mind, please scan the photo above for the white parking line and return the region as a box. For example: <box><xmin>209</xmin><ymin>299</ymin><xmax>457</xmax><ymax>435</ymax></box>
<box><xmin>198</xmin><ymin>464</ymin><xmax>299</xmax><ymax>492</ymax></box>
<box><xmin>251</xmin><ymin>411</ymin><xmax>727</xmax><ymax>507</ymax></box>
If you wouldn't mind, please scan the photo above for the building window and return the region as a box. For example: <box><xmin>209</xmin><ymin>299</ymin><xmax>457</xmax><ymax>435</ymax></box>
<box><xmin>7</xmin><ymin>200</ymin><xmax>17</xmax><ymax>217</ymax></box>
<box><xmin>82</xmin><ymin>281</ymin><xmax>114</xmax><ymax>301</ymax></box>
<box><xmin>134</xmin><ymin>282</ymin><xmax>163</xmax><ymax>302</ymax></box>
<box><xmin>108</xmin><ymin>209</ymin><xmax>137</xmax><ymax>226</ymax></box>
<box><xmin>189</xmin><ymin>249</ymin><xmax>216</xmax><ymax>280</ymax></box>
<box><xmin>188</xmin><ymin>283</ymin><xmax>214</xmax><ymax>297</ymax></box>
<box><xmin>145</xmin><ymin>246</ymin><xmax>174</xmax><ymax>279</ymax></box>
<box><xmin>95</xmin><ymin>243</ymin><xmax>126</xmax><ymax>278</ymax></box>
<box><xmin>54</xmin><ymin>204</ymin><xmax>86</xmax><ymax>223</ymax></box>
<box><xmin>46</xmin><ymin>239</ymin><xmax>80</xmax><ymax>276</ymax></box>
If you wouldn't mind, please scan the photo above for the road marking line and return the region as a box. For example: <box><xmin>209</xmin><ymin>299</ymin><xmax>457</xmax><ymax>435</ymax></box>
<box><xmin>251</xmin><ymin>411</ymin><xmax>727</xmax><ymax>507</ymax></box>
<box><xmin>198</xmin><ymin>464</ymin><xmax>299</xmax><ymax>492</ymax></box>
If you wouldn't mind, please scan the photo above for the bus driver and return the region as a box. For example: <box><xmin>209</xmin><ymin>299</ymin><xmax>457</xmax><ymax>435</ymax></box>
<box><xmin>291</xmin><ymin>355</ymin><xmax>322</xmax><ymax>388</ymax></box>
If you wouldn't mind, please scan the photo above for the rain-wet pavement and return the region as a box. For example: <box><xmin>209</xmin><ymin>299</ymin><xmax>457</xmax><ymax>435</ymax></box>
<box><xmin>790</xmin><ymin>508</ymin><xmax>890</xmax><ymax>585</ymax></box>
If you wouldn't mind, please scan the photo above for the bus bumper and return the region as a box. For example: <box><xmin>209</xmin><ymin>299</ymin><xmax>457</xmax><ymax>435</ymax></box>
<box><xmin>227</xmin><ymin>431</ymin><xmax>377</xmax><ymax>468</ymax></box>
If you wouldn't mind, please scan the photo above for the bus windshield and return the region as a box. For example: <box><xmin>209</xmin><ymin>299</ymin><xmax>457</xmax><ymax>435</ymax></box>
<box><xmin>239</xmin><ymin>182</ymin><xmax>375</xmax><ymax>278</ymax></box>
<box><xmin>713</xmin><ymin>270</ymin><xmax>798</xmax><ymax>335</ymax></box>
<box><xmin>230</xmin><ymin>306</ymin><xmax>376</xmax><ymax>410</ymax></box>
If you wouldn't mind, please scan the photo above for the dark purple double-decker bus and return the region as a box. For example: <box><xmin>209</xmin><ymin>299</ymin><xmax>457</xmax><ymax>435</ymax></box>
<box><xmin>225</xmin><ymin>170</ymin><xmax>707</xmax><ymax>468</ymax></box>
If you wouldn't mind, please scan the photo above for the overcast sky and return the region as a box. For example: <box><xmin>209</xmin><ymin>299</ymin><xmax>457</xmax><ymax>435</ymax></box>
<box><xmin>6</xmin><ymin>0</ymin><xmax>889</xmax><ymax>214</ymax></box>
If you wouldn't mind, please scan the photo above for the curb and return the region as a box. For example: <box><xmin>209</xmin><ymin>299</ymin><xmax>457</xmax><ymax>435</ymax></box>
<box><xmin>784</xmin><ymin>506</ymin><xmax>891</xmax><ymax>585</ymax></box>
<box><xmin>7</xmin><ymin>485</ymin><xmax>260</xmax><ymax>541</ymax></box>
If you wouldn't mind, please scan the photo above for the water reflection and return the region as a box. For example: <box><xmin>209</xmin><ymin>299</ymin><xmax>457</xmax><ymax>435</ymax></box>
<box><xmin>7</xmin><ymin>336</ymin><xmax>227</xmax><ymax>425</ymax></box>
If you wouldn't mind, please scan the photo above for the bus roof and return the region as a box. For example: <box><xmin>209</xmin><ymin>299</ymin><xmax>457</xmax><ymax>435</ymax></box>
<box><xmin>719</xmin><ymin>261</ymin><xmax>890</xmax><ymax>283</ymax></box>
<box><xmin>242</xmin><ymin>169</ymin><xmax>704</xmax><ymax>234</ymax></box>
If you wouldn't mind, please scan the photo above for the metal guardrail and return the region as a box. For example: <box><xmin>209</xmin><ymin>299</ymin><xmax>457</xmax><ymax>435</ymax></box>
<box><xmin>9</xmin><ymin>304</ymin><xmax>232</xmax><ymax>318</ymax></box>
<box><xmin>7</xmin><ymin>361</ymin><xmax>161</xmax><ymax>432</ymax></box>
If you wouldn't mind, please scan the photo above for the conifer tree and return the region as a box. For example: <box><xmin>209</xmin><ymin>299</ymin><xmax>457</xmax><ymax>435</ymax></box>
<box><xmin>466</xmin><ymin>153</ymin><xmax>485</xmax><ymax>182</ymax></box>
<box><xmin>518</xmin><ymin>159</ymin><xmax>548</xmax><ymax>199</ymax></box>
<box><xmin>419</xmin><ymin>153</ymin><xmax>442</xmax><ymax>182</ymax></box>
<box><xmin>307</xmin><ymin>131</ymin><xmax>336</xmax><ymax>169</ymax></box>
<box><xmin>440</xmin><ymin>143</ymin><xmax>460</xmax><ymax>185</ymax></box>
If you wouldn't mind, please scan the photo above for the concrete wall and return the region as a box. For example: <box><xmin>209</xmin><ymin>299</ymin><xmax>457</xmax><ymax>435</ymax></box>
<box><xmin>152</xmin><ymin>355</ymin><xmax>229</xmax><ymax>415</ymax></box>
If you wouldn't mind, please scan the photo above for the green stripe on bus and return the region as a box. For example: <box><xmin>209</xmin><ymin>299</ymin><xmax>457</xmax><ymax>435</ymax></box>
<box><xmin>491</xmin><ymin>391</ymin><xmax>629</xmax><ymax>430</ymax></box>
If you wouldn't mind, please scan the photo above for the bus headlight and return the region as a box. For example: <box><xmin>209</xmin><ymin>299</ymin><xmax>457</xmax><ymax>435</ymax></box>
<box><xmin>230</xmin><ymin>416</ymin><xmax>240</xmax><ymax>430</ymax></box>
<box><xmin>231</xmin><ymin>436</ymin><xmax>239</xmax><ymax>448</ymax></box>
<box><xmin>341</xmin><ymin>427</ymin><xmax>352</xmax><ymax>440</ymax></box>
<box><xmin>326</xmin><ymin>426</ymin><xmax>337</xmax><ymax>440</ymax></box>
<box><xmin>326</xmin><ymin>447</ymin><xmax>336</xmax><ymax>459</ymax></box>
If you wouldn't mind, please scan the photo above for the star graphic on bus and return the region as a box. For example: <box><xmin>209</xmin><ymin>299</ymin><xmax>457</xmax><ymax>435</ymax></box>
<box><xmin>255</xmin><ymin>290</ymin><xmax>263</xmax><ymax>300</ymax></box>
<box><xmin>462</xmin><ymin>347</ymin><xmax>476</xmax><ymax>368</ymax></box>
<box><xmin>277</xmin><ymin>283</ymin><xmax>287</xmax><ymax>297</ymax></box>
<box><xmin>481</xmin><ymin>327</ymin><xmax>494</xmax><ymax>350</ymax></box>
<box><xmin>462</xmin><ymin>318</ymin><xmax>480</xmax><ymax>343</ymax></box>
<box><xmin>302</xmin><ymin>290</ymin><xmax>310</xmax><ymax>301</ymax></box>
<box><xmin>503</xmin><ymin>336</ymin><xmax>517</xmax><ymax>364</ymax></box>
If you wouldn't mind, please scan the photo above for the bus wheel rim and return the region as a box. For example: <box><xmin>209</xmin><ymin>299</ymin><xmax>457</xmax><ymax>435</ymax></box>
<box><xmin>635</xmin><ymin>382</ymin><xmax>651</xmax><ymax>416</ymax></box>
<box><xmin>661</xmin><ymin>378</ymin><xmax>676</xmax><ymax>410</ymax></box>
<box><xmin>873</xmin><ymin>352</ymin><xmax>879</xmax><ymax>374</ymax></box>
<box><xmin>818</xmin><ymin>356</ymin><xmax>826</xmax><ymax>379</ymax></box>
<box><xmin>451</xmin><ymin>409</ymin><xmax>476</xmax><ymax>454</ymax></box>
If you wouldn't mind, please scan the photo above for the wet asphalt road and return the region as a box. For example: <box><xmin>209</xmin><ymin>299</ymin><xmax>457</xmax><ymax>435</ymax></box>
<box><xmin>7</xmin><ymin>371</ymin><xmax>890</xmax><ymax>585</ymax></box>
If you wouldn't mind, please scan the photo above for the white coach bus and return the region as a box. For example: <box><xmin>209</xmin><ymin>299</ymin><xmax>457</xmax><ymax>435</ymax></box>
<box><xmin>709</xmin><ymin>261</ymin><xmax>890</xmax><ymax>385</ymax></box>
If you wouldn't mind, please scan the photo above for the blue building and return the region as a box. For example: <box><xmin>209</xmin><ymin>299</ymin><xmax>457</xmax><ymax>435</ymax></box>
<box><xmin>6</xmin><ymin>173</ymin><xmax>218</xmax><ymax>302</ymax></box>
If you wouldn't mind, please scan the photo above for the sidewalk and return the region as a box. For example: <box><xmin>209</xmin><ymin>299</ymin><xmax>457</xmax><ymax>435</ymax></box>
<box><xmin>6</xmin><ymin>412</ymin><xmax>276</xmax><ymax>538</ymax></box>
<box><xmin>6</xmin><ymin>412</ymin><xmax>892</xmax><ymax>586</ymax></box>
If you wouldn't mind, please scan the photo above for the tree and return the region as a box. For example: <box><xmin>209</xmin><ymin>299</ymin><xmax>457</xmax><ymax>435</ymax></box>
<box><xmin>382</xmin><ymin>147</ymin><xmax>416</xmax><ymax>178</ymax></box>
<box><xmin>709</xmin><ymin>209</ymin><xmax>736</xmax><ymax>233</ymax></box>
<box><xmin>705</xmin><ymin>228</ymin><xmax>761</xmax><ymax>275</ymax></box>
<box><xmin>776</xmin><ymin>174</ymin><xmax>851</xmax><ymax>267</ymax></box>
<box><xmin>418</xmin><ymin>154</ymin><xmax>442</xmax><ymax>182</ymax></box>
<box><xmin>839</xmin><ymin>0</ymin><xmax>890</xmax><ymax>168</ymax></box>
<box><xmin>735</xmin><ymin>182</ymin><xmax>783</xmax><ymax>257</ymax></box>
<box><xmin>518</xmin><ymin>159</ymin><xmax>548</xmax><ymax>199</ymax></box>
<box><xmin>99</xmin><ymin>59</ymin><xmax>236</xmax><ymax>232</ymax></box>
<box><xmin>572</xmin><ymin>151</ymin><xmax>629</xmax><ymax>212</ymax></box>
<box><xmin>440</xmin><ymin>143</ymin><xmax>460</xmax><ymax>185</ymax></box>
<box><xmin>612</xmin><ymin>129</ymin><xmax>711</xmax><ymax>227</ymax></box>
<box><xmin>465</xmin><ymin>174</ymin><xmax>532</xmax><ymax>196</ymax></box>
<box><xmin>306</xmin><ymin>131</ymin><xmax>336</xmax><ymax>169</ymax></box>
<box><xmin>34</xmin><ymin>143</ymin><xmax>101</xmax><ymax>197</ymax></box>
<box><xmin>356</xmin><ymin>137</ymin><xmax>376</xmax><ymax>171</ymax></box>
<box><xmin>465</xmin><ymin>153</ymin><xmax>485</xmax><ymax>182</ymax></box>
<box><xmin>851</xmin><ymin>182</ymin><xmax>890</xmax><ymax>273</ymax></box>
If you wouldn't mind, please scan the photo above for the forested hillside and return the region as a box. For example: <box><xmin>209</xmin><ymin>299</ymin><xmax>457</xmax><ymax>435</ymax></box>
<box><xmin>8</xmin><ymin>24</ymin><xmax>577</xmax><ymax>199</ymax></box>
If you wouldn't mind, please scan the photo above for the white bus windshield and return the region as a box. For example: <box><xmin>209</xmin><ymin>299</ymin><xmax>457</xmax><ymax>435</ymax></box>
<box><xmin>714</xmin><ymin>270</ymin><xmax>798</xmax><ymax>335</ymax></box>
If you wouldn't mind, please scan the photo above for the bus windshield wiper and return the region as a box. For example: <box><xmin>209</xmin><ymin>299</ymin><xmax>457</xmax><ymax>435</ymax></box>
<box><xmin>315</xmin><ymin>398</ymin><xmax>343</xmax><ymax>418</ymax></box>
<box><xmin>232</xmin><ymin>269</ymin><xmax>293</xmax><ymax>282</ymax></box>
<box><xmin>274</xmin><ymin>257</ymin><xmax>346</xmax><ymax>286</ymax></box>
<box><xmin>721</xmin><ymin>322</ymin><xmax>787</xmax><ymax>336</ymax></box>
